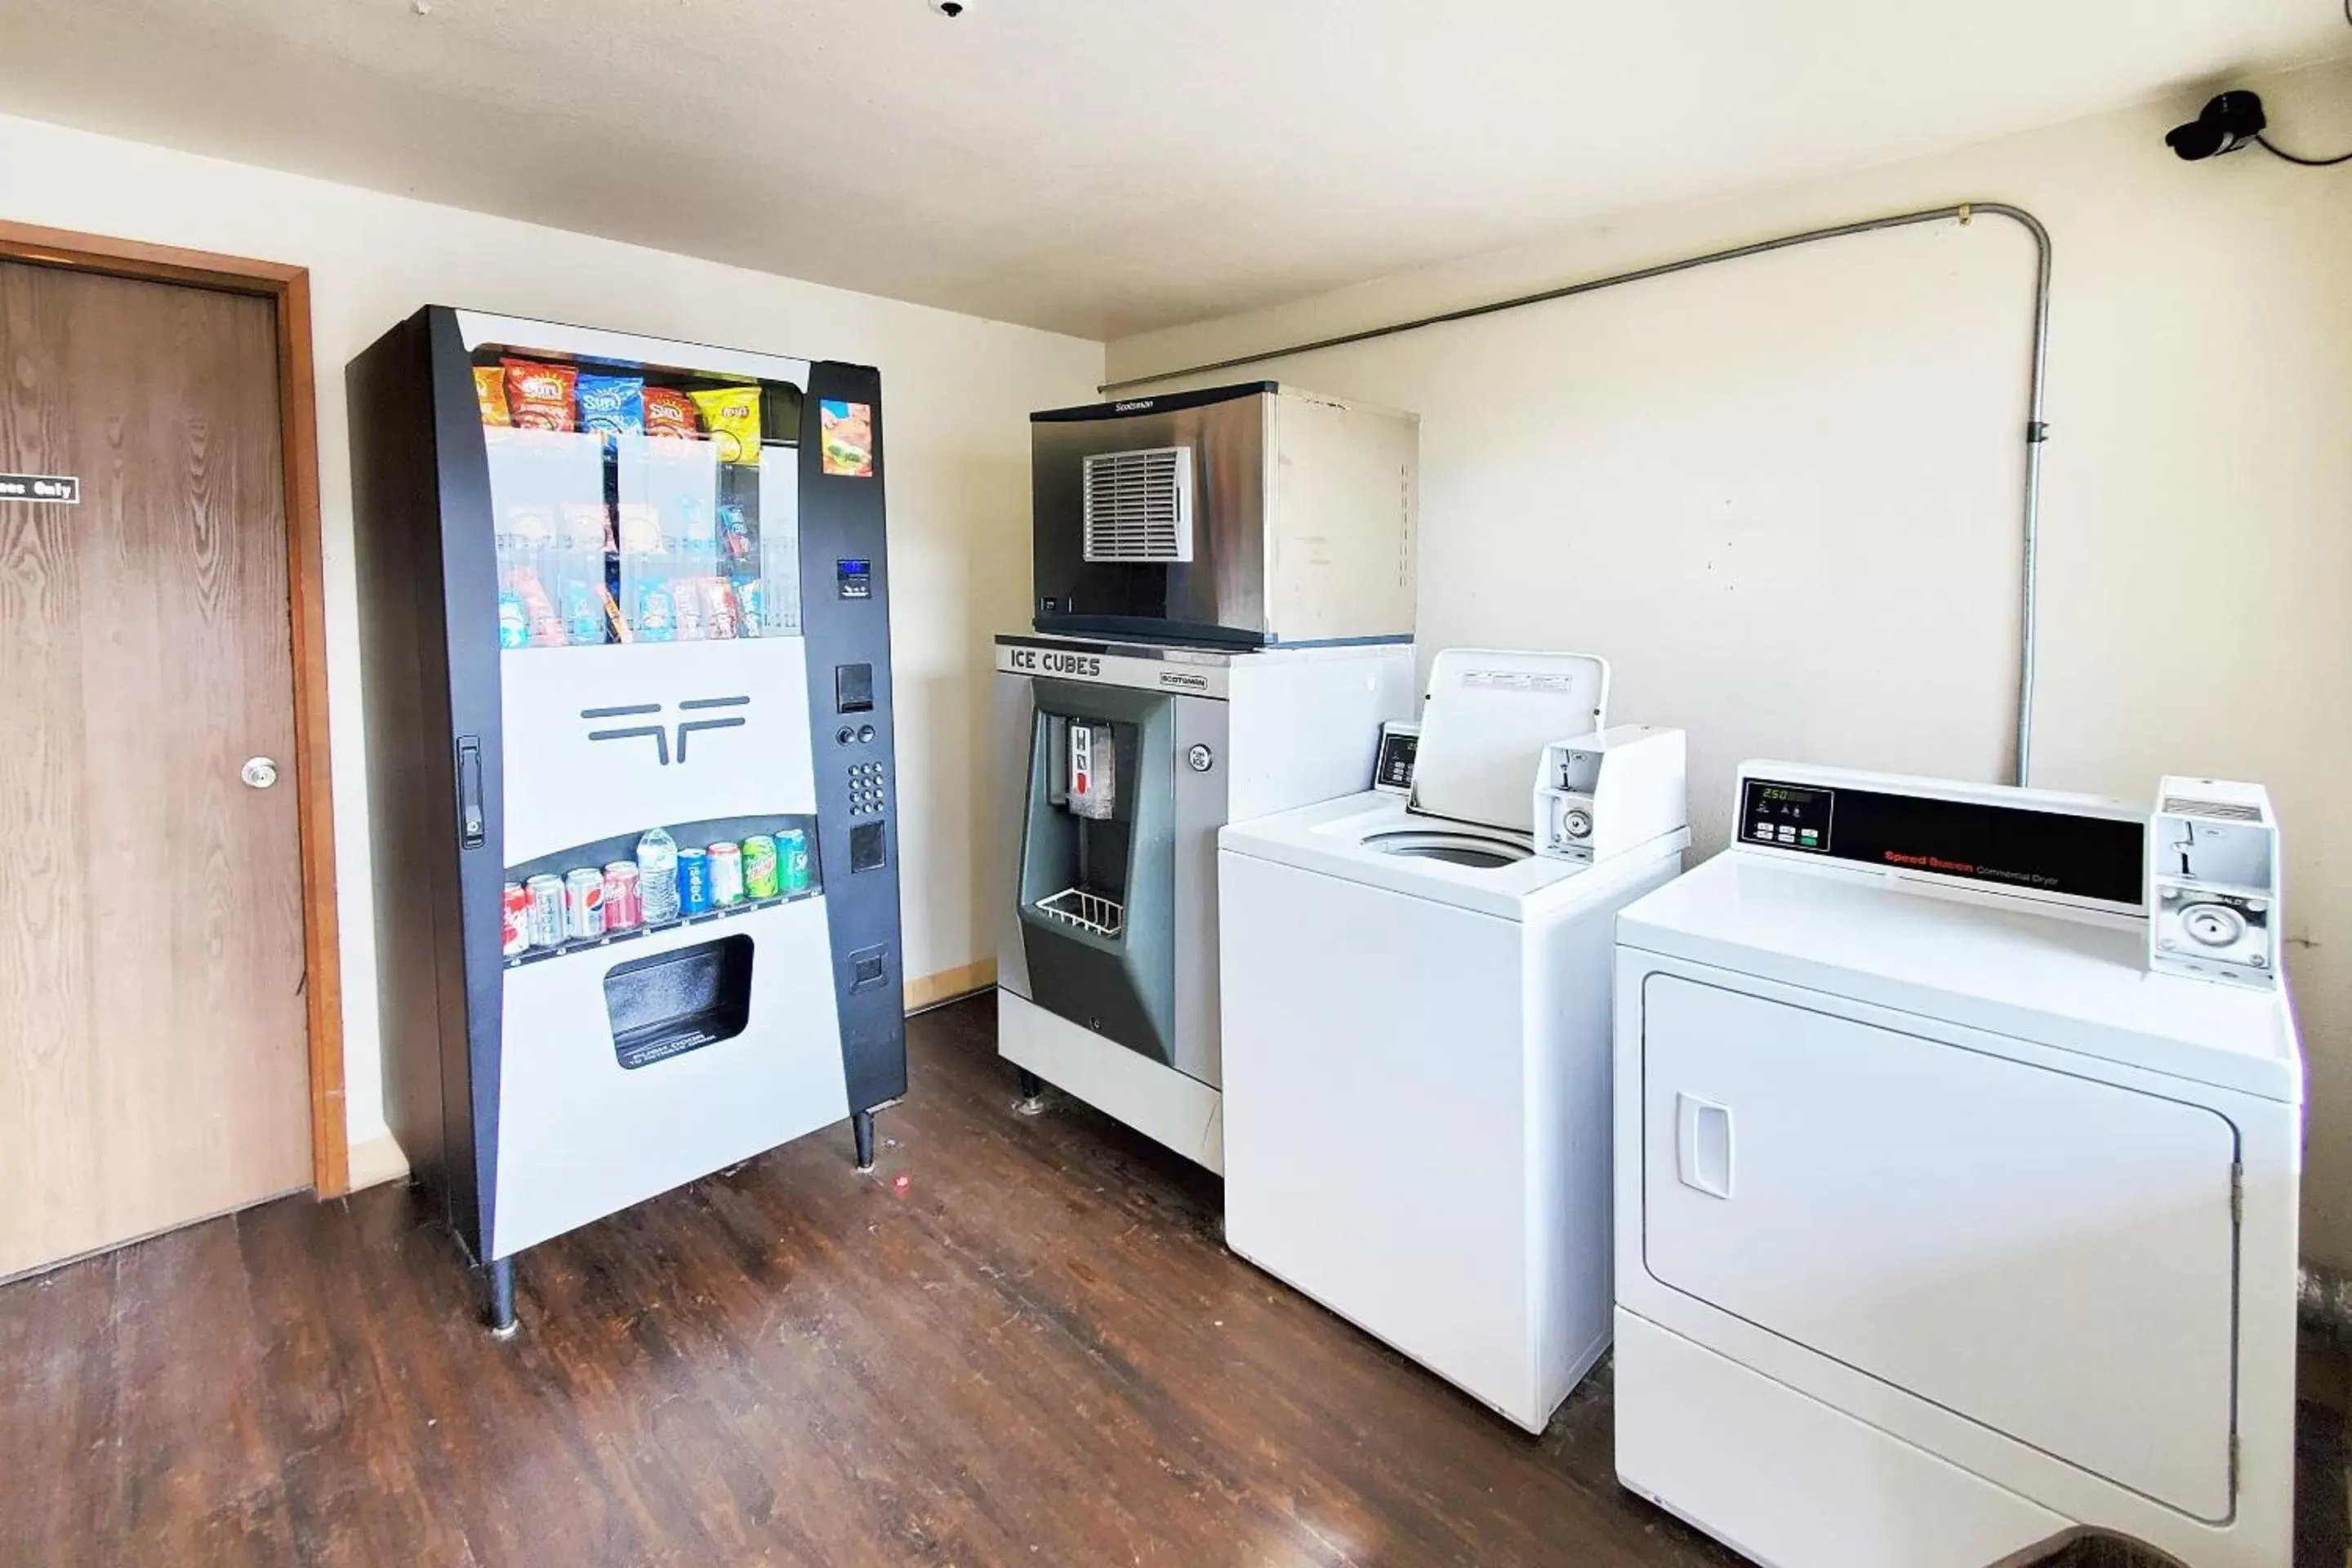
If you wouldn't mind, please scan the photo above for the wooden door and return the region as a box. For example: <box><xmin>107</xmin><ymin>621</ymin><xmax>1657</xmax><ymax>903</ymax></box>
<box><xmin>0</xmin><ymin>261</ymin><xmax>310</xmax><ymax>1278</ymax></box>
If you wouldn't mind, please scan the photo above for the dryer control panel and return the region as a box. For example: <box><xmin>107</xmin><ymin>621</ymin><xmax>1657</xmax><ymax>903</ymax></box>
<box><xmin>1739</xmin><ymin>773</ymin><xmax>2145</xmax><ymax>908</ymax></box>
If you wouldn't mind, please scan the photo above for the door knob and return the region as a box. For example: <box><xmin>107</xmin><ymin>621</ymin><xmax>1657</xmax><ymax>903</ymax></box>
<box><xmin>241</xmin><ymin>757</ymin><xmax>279</xmax><ymax>790</ymax></box>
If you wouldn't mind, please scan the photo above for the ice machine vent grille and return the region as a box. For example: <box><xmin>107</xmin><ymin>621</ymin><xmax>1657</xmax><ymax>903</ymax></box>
<box><xmin>2162</xmin><ymin>796</ymin><xmax>2261</xmax><ymax>822</ymax></box>
<box><xmin>1082</xmin><ymin>447</ymin><xmax>1193</xmax><ymax>564</ymax></box>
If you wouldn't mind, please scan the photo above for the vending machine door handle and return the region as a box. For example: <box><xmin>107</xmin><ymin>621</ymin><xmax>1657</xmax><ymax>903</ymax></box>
<box><xmin>457</xmin><ymin>736</ymin><xmax>486</xmax><ymax>849</ymax></box>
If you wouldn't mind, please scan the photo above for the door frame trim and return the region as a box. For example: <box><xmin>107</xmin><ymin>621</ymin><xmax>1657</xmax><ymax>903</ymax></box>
<box><xmin>0</xmin><ymin>220</ymin><xmax>351</xmax><ymax>1198</ymax></box>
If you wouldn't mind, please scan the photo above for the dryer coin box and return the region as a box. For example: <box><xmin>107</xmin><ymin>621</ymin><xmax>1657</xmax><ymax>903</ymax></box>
<box><xmin>1535</xmin><ymin>726</ymin><xmax>1688</xmax><ymax>864</ymax></box>
<box><xmin>2149</xmin><ymin>776</ymin><xmax>2281</xmax><ymax>989</ymax></box>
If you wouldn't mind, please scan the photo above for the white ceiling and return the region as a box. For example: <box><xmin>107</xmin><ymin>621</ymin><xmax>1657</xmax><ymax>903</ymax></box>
<box><xmin>1</xmin><ymin>1</ymin><xmax>2344</xmax><ymax>340</ymax></box>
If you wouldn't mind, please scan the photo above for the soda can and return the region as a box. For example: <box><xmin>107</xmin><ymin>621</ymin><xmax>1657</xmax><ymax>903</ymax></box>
<box><xmin>778</xmin><ymin>828</ymin><xmax>812</xmax><ymax>894</ymax></box>
<box><xmin>564</xmin><ymin>866</ymin><xmax>607</xmax><ymax>940</ymax></box>
<box><xmin>742</xmin><ymin>835</ymin><xmax>780</xmax><ymax>899</ymax></box>
<box><xmin>708</xmin><ymin>841</ymin><xmax>745</xmax><ymax>906</ymax></box>
<box><xmin>678</xmin><ymin>847</ymin><xmax>712</xmax><ymax>915</ymax></box>
<box><xmin>524</xmin><ymin>874</ymin><xmax>567</xmax><ymax>949</ymax></box>
<box><xmin>603</xmin><ymin>862</ymin><xmax>642</xmax><ymax>932</ymax></box>
<box><xmin>501</xmin><ymin>881</ymin><xmax>530</xmax><ymax>957</ymax></box>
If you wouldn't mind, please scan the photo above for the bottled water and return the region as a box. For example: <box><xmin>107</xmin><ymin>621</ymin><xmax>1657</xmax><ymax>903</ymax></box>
<box><xmin>636</xmin><ymin>827</ymin><xmax>681</xmax><ymax>923</ymax></box>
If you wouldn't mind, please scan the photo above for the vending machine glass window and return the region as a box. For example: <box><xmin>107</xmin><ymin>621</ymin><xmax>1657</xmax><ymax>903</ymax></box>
<box><xmin>477</xmin><ymin>350</ymin><xmax>805</xmax><ymax>648</ymax></box>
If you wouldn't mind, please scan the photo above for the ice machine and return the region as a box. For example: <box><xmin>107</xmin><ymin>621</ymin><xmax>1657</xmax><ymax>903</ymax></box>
<box><xmin>351</xmin><ymin>307</ymin><xmax>905</xmax><ymax>1331</ymax></box>
<box><xmin>1029</xmin><ymin>382</ymin><xmax>1416</xmax><ymax>648</ymax></box>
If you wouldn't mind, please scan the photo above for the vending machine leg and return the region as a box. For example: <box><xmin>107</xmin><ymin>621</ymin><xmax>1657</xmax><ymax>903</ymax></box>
<box><xmin>485</xmin><ymin>1257</ymin><xmax>519</xmax><ymax>1338</ymax></box>
<box><xmin>1016</xmin><ymin>1069</ymin><xmax>1047</xmax><ymax>1116</ymax></box>
<box><xmin>853</xmin><ymin>1108</ymin><xmax>877</xmax><ymax>1173</ymax></box>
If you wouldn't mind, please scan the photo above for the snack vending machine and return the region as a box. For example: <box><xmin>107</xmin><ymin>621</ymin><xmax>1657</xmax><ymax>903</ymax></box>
<box><xmin>352</xmin><ymin>308</ymin><xmax>904</xmax><ymax>1332</ymax></box>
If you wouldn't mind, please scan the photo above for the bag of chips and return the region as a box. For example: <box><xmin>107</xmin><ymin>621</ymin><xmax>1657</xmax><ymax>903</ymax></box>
<box><xmin>644</xmin><ymin>386</ymin><xmax>701</xmax><ymax>441</ymax></box>
<box><xmin>690</xmin><ymin>385</ymin><xmax>762</xmax><ymax>464</ymax></box>
<box><xmin>474</xmin><ymin>367</ymin><xmax>511</xmax><ymax>427</ymax></box>
<box><xmin>509</xmin><ymin>569</ymin><xmax>564</xmax><ymax>647</ymax></box>
<box><xmin>559</xmin><ymin>501</ymin><xmax>608</xmax><ymax>553</ymax></box>
<box><xmin>613</xmin><ymin>503</ymin><xmax>662</xmax><ymax>555</ymax></box>
<box><xmin>577</xmin><ymin>374</ymin><xmax>644</xmax><ymax>439</ymax></box>
<box><xmin>700</xmin><ymin>576</ymin><xmax>742</xmax><ymax>639</ymax></box>
<box><xmin>502</xmin><ymin>359</ymin><xmax>578</xmax><ymax>431</ymax></box>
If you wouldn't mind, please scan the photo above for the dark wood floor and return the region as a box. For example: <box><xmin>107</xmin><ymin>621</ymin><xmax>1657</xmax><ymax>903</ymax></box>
<box><xmin>1</xmin><ymin>994</ymin><xmax>2343</xmax><ymax>1567</ymax></box>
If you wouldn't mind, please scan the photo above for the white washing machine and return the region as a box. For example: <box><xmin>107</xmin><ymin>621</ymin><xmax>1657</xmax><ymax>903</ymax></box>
<box><xmin>1220</xmin><ymin>649</ymin><xmax>1690</xmax><ymax>1432</ymax></box>
<box><xmin>1613</xmin><ymin>763</ymin><xmax>2302</xmax><ymax>1568</ymax></box>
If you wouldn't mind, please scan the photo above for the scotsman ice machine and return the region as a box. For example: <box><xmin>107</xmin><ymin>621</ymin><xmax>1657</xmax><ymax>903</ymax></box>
<box><xmin>1029</xmin><ymin>382</ymin><xmax>1417</xmax><ymax>648</ymax></box>
<box><xmin>352</xmin><ymin>308</ymin><xmax>904</xmax><ymax>1331</ymax></box>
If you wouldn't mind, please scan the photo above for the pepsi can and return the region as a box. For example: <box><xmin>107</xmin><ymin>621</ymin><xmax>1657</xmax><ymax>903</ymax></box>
<box><xmin>678</xmin><ymin>846</ymin><xmax>712</xmax><ymax>914</ymax></box>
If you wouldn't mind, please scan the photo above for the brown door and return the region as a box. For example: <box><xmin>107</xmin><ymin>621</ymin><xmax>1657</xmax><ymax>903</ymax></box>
<box><xmin>0</xmin><ymin>260</ymin><xmax>310</xmax><ymax>1279</ymax></box>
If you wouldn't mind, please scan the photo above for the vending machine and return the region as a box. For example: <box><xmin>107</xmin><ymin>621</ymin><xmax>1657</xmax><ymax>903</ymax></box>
<box><xmin>351</xmin><ymin>308</ymin><xmax>904</xmax><ymax>1332</ymax></box>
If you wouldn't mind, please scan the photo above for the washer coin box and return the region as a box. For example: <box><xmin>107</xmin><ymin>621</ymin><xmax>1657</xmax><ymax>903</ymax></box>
<box><xmin>1535</xmin><ymin>726</ymin><xmax>1688</xmax><ymax>864</ymax></box>
<box><xmin>2149</xmin><ymin>776</ymin><xmax>2280</xmax><ymax>989</ymax></box>
<box><xmin>1371</xmin><ymin>721</ymin><xmax>1421</xmax><ymax>795</ymax></box>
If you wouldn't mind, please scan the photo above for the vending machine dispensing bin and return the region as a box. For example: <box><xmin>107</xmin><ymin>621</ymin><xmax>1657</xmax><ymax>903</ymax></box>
<box><xmin>352</xmin><ymin>308</ymin><xmax>905</xmax><ymax>1332</ymax></box>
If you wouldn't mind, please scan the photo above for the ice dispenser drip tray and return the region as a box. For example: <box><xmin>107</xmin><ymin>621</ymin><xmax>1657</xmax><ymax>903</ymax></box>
<box><xmin>604</xmin><ymin>934</ymin><xmax>753</xmax><ymax>1070</ymax></box>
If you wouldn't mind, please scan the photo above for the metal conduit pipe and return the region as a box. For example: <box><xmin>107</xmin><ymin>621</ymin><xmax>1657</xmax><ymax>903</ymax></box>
<box><xmin>1100</xmin><ymin>203</ymin><xmax>2055</xmax><ymax>786</ymax></box>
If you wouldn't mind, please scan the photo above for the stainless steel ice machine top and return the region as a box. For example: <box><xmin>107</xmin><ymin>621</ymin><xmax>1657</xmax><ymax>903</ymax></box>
<box><xmin>1029</xmin><ymin>382</ymin><xmax>1417</xmax><ymax>650</ymax></box>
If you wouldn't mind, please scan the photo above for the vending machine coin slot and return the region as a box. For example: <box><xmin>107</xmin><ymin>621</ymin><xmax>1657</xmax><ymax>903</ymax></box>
<box><xmin>848</xmin><ymin>944</ymin><xmax>890</xmax><ymax>994</ymax></box>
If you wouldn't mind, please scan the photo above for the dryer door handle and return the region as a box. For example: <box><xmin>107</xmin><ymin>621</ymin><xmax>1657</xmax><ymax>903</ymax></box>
<box><xmin>1676</xmin><ymin>1093</ymin><xmax>1734</xmax><ymax>1200</ymax></box>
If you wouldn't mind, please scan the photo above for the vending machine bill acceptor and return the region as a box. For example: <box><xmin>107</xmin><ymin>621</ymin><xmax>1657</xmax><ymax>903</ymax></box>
<box><xmin>352</xmin><ymin>308</ymin><xmax>905</xmax><ymax>1331</ymax></box>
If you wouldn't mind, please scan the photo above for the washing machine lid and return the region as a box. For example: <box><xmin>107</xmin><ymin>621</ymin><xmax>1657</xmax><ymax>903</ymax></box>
<box><xmin>1619</xmin><ymin>852</ymin><xmax>2302</xmax><ymax>1102</ymax></box>
<box><xmin>1409</xmin><ymin>648</ymin><xmax>1608</xmax><ymax>832</ymax></box>
<box><xmin>1221</xmin><ymin>791</ymin><xmax>1683</xmax><ymax>921</ymax></box>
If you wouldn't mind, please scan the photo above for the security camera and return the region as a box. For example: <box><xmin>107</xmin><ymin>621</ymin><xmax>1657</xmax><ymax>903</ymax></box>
<box><xmin>2167</xmin><ymin>91</ymin><xmax>2266</xmax><ymax>161</ymax></box>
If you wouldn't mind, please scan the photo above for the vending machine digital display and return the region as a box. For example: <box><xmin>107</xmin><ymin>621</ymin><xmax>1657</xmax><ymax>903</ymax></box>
<box><xmin>351</xmin><ymin>308</ymin><xmax>904</xmax><ymax>1331</ymax></box>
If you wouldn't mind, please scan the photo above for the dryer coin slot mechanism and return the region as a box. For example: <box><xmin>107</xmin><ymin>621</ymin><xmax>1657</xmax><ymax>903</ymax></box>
<box><xmin>604</xmin><ymin>934</ymin><xmax>753</xmax><ymax>1071</ymax></box>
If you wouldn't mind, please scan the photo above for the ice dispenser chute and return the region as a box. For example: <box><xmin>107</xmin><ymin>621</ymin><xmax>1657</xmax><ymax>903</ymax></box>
<box><xmin>1016</xmin><ymin>680</ymin><xmax>1176</xmax><ymax>1066</ymax></box>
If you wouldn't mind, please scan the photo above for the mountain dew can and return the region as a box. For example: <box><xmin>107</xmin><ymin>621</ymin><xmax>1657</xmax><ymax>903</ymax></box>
<box><xmin>742</xmin><ymin>835</ymin><xmax>780</xmax><ymax>899</ymax></box>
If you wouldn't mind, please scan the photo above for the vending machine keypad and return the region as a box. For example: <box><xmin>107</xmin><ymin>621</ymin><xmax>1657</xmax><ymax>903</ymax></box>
<box><xmin>847</xmin><ymin>760</ymin><xmax>887</xmax><ymax>817</ymax></box>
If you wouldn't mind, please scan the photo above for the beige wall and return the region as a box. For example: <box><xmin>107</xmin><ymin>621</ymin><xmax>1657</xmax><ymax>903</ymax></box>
<box><xmin>1111</xmin><ymin>60</ymin><xmax>2352</xmax><ymax>1264</ymax></box>
<box><xmin>0</xmin><ymin>112</ymin><xmax>1103</xmax><ymax>1166</ymax></box>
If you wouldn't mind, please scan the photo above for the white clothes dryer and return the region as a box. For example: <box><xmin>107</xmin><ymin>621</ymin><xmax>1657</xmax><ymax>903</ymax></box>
<box><xmin>1613</xmin><ymin>763</ymin><xmax>2301</xmax><ymax>1568</ymax></box>
<box><xmin>1220</xmin><ymin>649</ymin><xmax>1690</xmax><ymax>1432</ymax></box>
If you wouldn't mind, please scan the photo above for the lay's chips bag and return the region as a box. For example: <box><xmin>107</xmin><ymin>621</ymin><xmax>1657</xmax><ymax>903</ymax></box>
<box><xmin>690</xmin><ymin>385</ymin><xmax>762</xmax><ymax>464</ymax></box>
